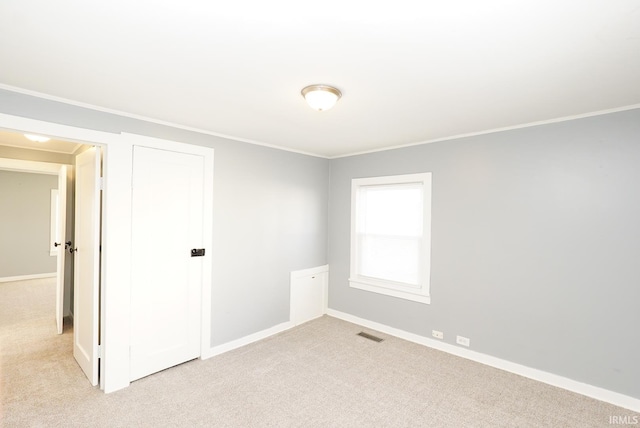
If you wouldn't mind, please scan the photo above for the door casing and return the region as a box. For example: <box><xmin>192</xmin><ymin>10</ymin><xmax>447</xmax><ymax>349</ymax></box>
<box><xmin>0</xmin><ymin>113</ymin><xmax>214</xmax><ymax>393</ymax></box>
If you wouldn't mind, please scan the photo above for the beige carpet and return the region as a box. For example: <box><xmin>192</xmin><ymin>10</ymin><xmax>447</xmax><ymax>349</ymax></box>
<box><xmin>1</xmin><ymin>278</ymin><xmax>638</xmax><ymax>427</ymax></box>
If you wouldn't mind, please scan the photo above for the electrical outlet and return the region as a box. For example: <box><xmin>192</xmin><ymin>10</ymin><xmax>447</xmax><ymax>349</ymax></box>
<box><xmin>432</xmin><ymin>330</ymin><xmax>443</xmax><ymax>339</ymax></box>
<box><xmin>456</xmin><ymin>335</ymin><xmax>470</xmax><ymax>347</ymax></box>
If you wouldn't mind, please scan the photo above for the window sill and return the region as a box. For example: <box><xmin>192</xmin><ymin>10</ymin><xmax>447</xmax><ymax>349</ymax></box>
<box><xmin>349</xmin><ymin>278</ymin><xmax>431</xmax><ymax>304</ymax></box>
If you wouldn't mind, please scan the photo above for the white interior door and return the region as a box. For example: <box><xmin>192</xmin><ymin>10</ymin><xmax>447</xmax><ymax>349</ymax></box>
<box><xmin>73</xmin><ymin>147</ymin><xmax>101</xmax><ymax>386</ymax></box>
<box><xmin>130</xmin><ymin>146</ymin><xmax>204</xmax><ymax>381</ymax></box>
<box><xmin>55</xmin><ymin>165</ymin><xmax>67</xmax><ymax>335</ymax></box>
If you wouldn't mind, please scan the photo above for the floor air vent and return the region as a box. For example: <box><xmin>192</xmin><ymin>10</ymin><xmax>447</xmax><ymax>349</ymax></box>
<box><xmin>357</xmin><ymin>332</ymin><xmax>383</xmax><ymax>342</ymax></box>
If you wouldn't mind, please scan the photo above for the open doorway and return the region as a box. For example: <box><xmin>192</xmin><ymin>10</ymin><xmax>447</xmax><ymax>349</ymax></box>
<box><xmin>1</xmin><ymin>113</ymin><xmax>214</xmax><ymax>393</ymax></box>
<box><xmin>0</xmin><ymin>130</ymin><xmax>98</xmax><ymax>385</ymax></box>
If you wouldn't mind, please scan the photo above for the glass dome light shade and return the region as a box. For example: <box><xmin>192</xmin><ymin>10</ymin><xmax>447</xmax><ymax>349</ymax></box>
<box><xmin>301</xmin><ymin>85</ymin><xmax>342</xmax><ymax>111</ymax></box>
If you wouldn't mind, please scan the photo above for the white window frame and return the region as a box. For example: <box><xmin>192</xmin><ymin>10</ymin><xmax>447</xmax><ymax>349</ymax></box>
<box><xmin>349</xmin><ymin>173</ymin><xmax>432</xmax><ymax>304</ymax></box>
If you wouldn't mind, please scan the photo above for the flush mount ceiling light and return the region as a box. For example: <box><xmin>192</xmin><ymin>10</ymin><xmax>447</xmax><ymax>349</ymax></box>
<box><xmin>24</xmin><ymin>133</ymin><xmax>50</xmax><ymax>143</ymax></box>
<box><xmin>301</xmin><ymin>84</ymin><xmax>342</xmax><ymax>111</ymax></box>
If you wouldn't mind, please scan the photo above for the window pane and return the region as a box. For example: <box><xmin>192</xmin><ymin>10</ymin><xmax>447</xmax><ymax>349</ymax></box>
<box><xmin>356</xmin><ymin>182</ymin><xmax>423</xmax><ymax>285</ymax></box>
<box><xmin>358</xmin><ymin>235</ymin><xmax>421</xmax><ymax>285</ymax></box>
<box><xmin>350</xmin><ymin>173</ymin><xmax>431</xmax><ymax>303</ymax></box>
<box><xmin>358</xmin><ymin>184</ymin><xmax>423</xmax><ymax>237</ymax></box>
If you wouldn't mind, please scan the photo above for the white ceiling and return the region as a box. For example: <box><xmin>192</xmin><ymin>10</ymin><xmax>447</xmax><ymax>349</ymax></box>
<box><xmin>1</xmin><ymin>1</ymin><xmax>639</xmax><ymax>158</ymax></box>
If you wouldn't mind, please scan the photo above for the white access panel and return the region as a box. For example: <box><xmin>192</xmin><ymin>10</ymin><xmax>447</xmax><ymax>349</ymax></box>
<box><xmin>290</xmin><ymin>266</ymin><xmax>328</xmax><ymax>326</ymax></box>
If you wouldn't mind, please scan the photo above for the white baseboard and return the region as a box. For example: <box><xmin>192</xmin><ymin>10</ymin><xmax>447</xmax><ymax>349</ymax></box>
<box><xmin>327</xmin><ymin>309</ymin><xmax>640</xmax><ymax>413</ymax></box>
<box><xmin>0</xmin><ymin>272</ymin><xmax>56</xmax><ymax>283</ymax></box>
<box><xmin>201</xmin><ymin>321</ymin><xmax>294</xmax><ymax>360</ymax></box>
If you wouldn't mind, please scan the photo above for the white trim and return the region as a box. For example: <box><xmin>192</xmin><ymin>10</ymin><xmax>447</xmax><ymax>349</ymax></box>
<box><xmin>201</xmin><ymin>148</ymin><xmax>214</xmax><ymax>360</ymax></box>
<box><xmin>330</xmin><ymin>104</ymin><xmax>640</xmax><ymax>159</ymax></box>
<box><xmin>349</xmin><ymin>279</ymin><xmax>431</xmax><ymax>304</ymax></box>
<box><xmin>201</xmin><ymin>321</ymin><xmax>294</xmax><ymax>360</ymax></box>
<box><xmin>0</xmin><ymin>273</ymin><xmax>56</xmax><ymax>283</ymax></box>
<box><xmin>3</xmin><ymin>85</ymin><xmax>639</xmax><ymax>161</ymax></box>
<box><xmin>0</xmin><ymin>84</ymin><xmax>328</xmax><ymax>159</ymax></box>
<box><xmin>326</xmin><ymin>309</ymin><xmax>640</xmax><ymax>413</ymax></box>
<box><xmin>0</xmin><ymin>113</ymin><xmax>120</xmax><ymax>147</ymax></box>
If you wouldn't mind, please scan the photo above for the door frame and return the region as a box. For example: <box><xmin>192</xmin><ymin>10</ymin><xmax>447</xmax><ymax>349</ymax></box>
<box><xmin>125</xmin><ymin>133</ymin><xmax>214</xmax><ymax>374</ymax></box>
<box><xmin>0</xmin><ymin>114</ymin><xmax>122</xmax><ymax>392</ymax></box>
<box><xmin>0</xmin><ymin>113</ymin><xmax>214</xmax><ymax>393</ymax></box>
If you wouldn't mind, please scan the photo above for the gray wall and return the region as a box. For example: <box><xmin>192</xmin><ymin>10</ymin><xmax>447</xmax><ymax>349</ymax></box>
<box><xmin>0</xmin><ymin>146</ymin><xmax>76</xmax><ymax>316</ymax></box>
<box><xmin>328</xmin><ymin>108</ymin><xmax>640</xmax><ymax>399</ymax></box>
<box><xmin>0</xmin><ymin>89</ymin><xmax>330</xmax><ymax>346</ymax></box>
<box><xmin>0</xmin><ymin>170</ymin><xmax>58</xmax><ymax>277</ymax></box>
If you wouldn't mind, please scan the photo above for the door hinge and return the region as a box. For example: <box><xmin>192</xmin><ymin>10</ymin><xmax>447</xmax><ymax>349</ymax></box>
<box><xmin>97</xmin><ymin>344</ymin><xmax>102</xmax><ymax>358</ymax></box>
<box><xmin>99</xmin><ymin>177</ymin><xmax>104</xmax><ymax>190</ymax></box>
